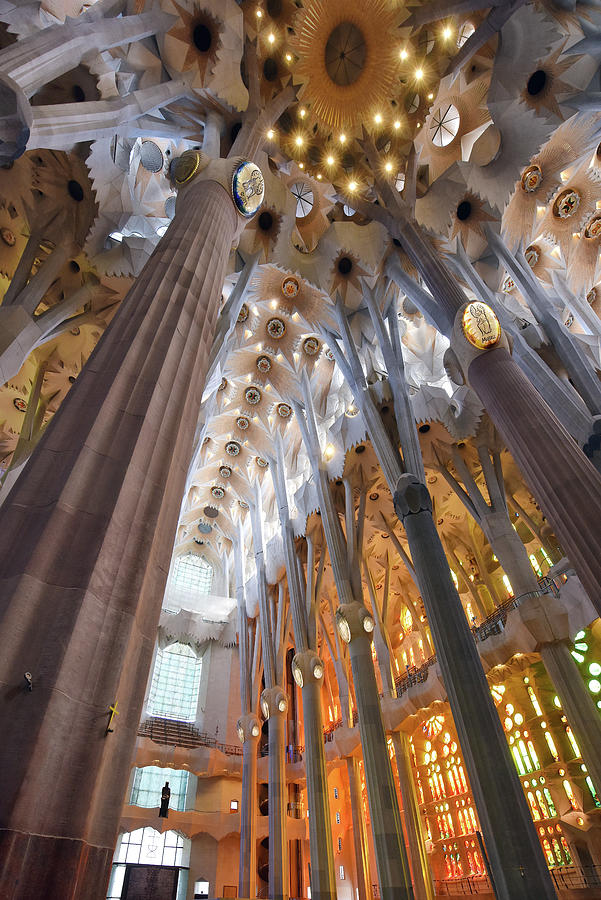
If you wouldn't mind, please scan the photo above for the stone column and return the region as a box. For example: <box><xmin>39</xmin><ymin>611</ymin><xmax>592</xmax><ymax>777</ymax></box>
<box><xmin>237</xmin><ymin>714</ymin><xmax>260</xmax><ymax>899</ymax></box>
<box><xmin>394</xmin><ymin>475</ymin><xmax>557</xmax><ymax>900</ymax></box>
<box><xmin>390</xmin><ymin>732</ymin><xmax>435</xmax><ymax>900</ymax></box>
<box><xmin>540</xmin><ymin>642</ymin><xmax>601</xmax><ymax>796</ymax></box>
<box><xmin>293</xmin><ymin>650</ymin><xmax>336</xmax><ymax>900</ymax></box>
<box><xmin>262</xmin><ymin>687</ymin><xmax>289</xmax><ymax>900</ymax></box>
<box><xmin>324</xmin><ymin>298</ymin><xmax>555</xmax><ymax>899</ymax></box>
<box><xmin>346</xmin><ymin>756</ymin><xmax>371</xmax><ymax>900</ymax></box>
<box><xmin>0</xmin><ymin>152</ymin><xmax>262</xmax><ymax>899</ymax></box>
<box><xmin>390</xmin><ymin>212</ymin><xmax>601</xmax><ymax>610</ymax></box>
<box><xmin>336</xmin><ymin>602</ymin><xmax>414</xmax><ymax>900</ymax></box>
<box><xmin>462</xmin><ymin>341</ymin><xmax>601</xmax><ymax>614</ymax></box>
<box><xmin>270</xmin><ymin>451</ymin><xmax>337</xmax><ymax>900</ymax></box>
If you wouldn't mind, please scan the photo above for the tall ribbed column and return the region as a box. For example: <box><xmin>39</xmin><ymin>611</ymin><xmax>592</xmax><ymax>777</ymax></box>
<box><xmin>346</xmin><ymin>756</ymin><xmax>371</xmax><ymax>900</ymax></box>
<box><xmin>468</xmin><ymin>346</ymin><xmax>601</xmax><ymax>610</ymax></box>
<box><xmin>395</xmin><ymin>476</ymin><xmax>557</xmax><ymax>900</ymax></box>
<box><xmin>295</xmin><ymin>655</ymin><xmax>337</xmax><ymax>900</ymax></box>
<box><xmin>390</xmin><ymin>732</ymin><xmax>434</xmax><ymax>900</ymax></box>
<box><xmin>540</xmin><ymin>642</ymin><xmax>601</xmax><ymax>797</ymax></box>
<box><xmin>390</xmin><ymin>210</ymin><xmax>601</xmax><ymax>610</ymax></box>
<box><xmin>336</xmin><ymin>603</ymin><xmax>413</xmax><ymax>900</ymax></box>
<box><xmin>264</xmin><ymin>690</ymin><xmax>289</xmax><ymax>900</ymax></box>
<box><xmin>0</xmin><ymin>177</ymin><xmax>239</xmax><ymax>899</ymax></box>
<box><xmin>238</xmin><ymin>717</ymin><xmax>260</xmax><ymax>899</ymax></box>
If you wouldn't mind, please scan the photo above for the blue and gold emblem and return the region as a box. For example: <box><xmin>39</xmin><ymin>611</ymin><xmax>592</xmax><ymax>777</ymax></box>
<box><xmin>232</xmin><ymin>161</ymin><xmax>265</xmax><ymax>217</ymax></box>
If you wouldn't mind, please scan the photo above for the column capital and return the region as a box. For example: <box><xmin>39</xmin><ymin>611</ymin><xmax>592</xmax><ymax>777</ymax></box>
<box><xmin>444</xmin><ymin>301</ymin><xmax>511</xmax><ymax>387</ymax></box>
<box><xmin>237</xmin><ymin>712</ymin><xmax>261</xmax><ymax>744</ymax></box>
<box><xmin>335</xmin><ymin>601</ymin><xmax>375</xmax><ymax>643</ymax></box>
<box><xmin>173</xmin><ymin>150</ymin><xmax>265</xmax><ymax>235</ymax></box>
<box><xmin>292</xmin><ymin>649</ymin><xmax>324</xmax><ymax>688</ymax></box>
<box><xmin>260</xmin><ymin>685</ymin><xmax>288</xmax><ymax>719</ymax></box>
<box><xmin>393</xmin><ymin>474</ymin><xmax>432</xmax><ymax>520</ymax></box>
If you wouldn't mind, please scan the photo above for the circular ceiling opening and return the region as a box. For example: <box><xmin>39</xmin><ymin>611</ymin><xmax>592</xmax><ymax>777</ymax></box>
<box><xmin>430</xmin><ymin>103</ymin><xmax>460</xmax><ymax>147</ymax></box>
<box><xmin>263</xmin><ymin>58</ymin><xmax>279</xmax><ymax>82</ymax></box>
<box><xmin>527</xmin><ymin>69</ymin><xmax>547</xmax><ymax>96</ymax></box>
<box><xmin>204</xmin><ymin>506</ymin><xmax>219</xmax><ymax>518</ymax></box>
<box><xmin>193</xmin><ymin>23</ymin><xmax>212</xmax><ymax>52</ymax></box>
<box><xmin>338</xmin><ymin>256</ymin><xmax>353</xmax><ymax>275</ymax></box>
<box><xmin>291</xmin><ymin>182</ymin><xmax>314</xmax><ymax>218</ymax></box>
<box><xmin>325</xmin><ymin>22</ymin><xmax>366</xmax><ymax>86</ymax></box>
<box><xmin>68</xmin><ymin>180</ymin><xmax>84</xmax><ymax>202</ymax></box>
<box><xmin>456</xmin><ymin>200</ymin><xmax>472</xmax><ymax>221</ymax></box>
<box><xmin>258</xmin><ymin>211</ymin><xmax>274</xmax><ymax>231</ymax></box>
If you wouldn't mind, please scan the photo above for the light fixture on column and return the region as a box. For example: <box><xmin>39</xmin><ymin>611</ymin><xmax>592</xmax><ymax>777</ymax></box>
<box><xmin>360</xmin><ymin>609</ymin><xmax>375</xmax><ymax>633</ymax></box>
<box><xmin>292</xmin><ymin>656</ymin><xmax>304</xmax><ymax>688</ymax></box>
<box><xmin>336</xmin><ymin>609</ymin><xmax>351</xmax><ymax>644</ymax></box>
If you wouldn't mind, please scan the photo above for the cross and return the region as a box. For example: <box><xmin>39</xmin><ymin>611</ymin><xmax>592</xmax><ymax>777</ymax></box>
<box><xmin>106</xmin><ymin>701</ymin><xmax>119</xmax><ymax>735</ymax></box>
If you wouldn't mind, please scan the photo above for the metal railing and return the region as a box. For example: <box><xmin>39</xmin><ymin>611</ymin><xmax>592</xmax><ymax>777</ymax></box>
<box><xmin>430</xmin><ymin>866</ymin><xmax>601</xmax><ymax>894</ymax></box>
<box><xmin>137</xmin><ymin>717</ymin><xmax>243</xmax><ymax>755</ymax></box>
<box><xmin>551</xmin><ymin>865</ymin><xmax>601</xmax><ymax>889</ymax></box>
<box><xmin>434</xmin><ymin>878</ymin><xmax>491</xmax><ymax>896</ymax></box>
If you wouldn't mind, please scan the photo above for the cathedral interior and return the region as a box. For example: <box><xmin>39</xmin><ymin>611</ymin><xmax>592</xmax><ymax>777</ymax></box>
<box><xmin>5</xmin><ymin>0</ymin><xmax>601</xmax><ymax>898</ymax></box>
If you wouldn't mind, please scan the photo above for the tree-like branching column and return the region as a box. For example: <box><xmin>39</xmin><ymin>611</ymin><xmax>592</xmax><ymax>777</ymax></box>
<box><xmin>321</xmin><ymin>287</ymin><xmax>556</xmax><ymax>900</ymax></box>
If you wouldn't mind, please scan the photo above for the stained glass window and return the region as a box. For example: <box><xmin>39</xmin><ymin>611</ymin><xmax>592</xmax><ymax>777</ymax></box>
<box><xmin>148</xmin><ymin>642</ymin><xmax>202</xmax><ymax>722</ymax></box>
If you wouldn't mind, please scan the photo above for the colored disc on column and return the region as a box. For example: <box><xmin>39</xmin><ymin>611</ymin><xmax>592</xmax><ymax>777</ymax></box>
<box><xmin>461</xmin><ymin>301</ymin><xmax>501</xmax><ymax>350</ymax></box>
<box><xmin>172</xmin><ymin>151</ymin><xmax>201</xmax><ymax>185</ymax></box>
<box><xmin>231</xmin><ymin>161</ymin><xmax>265</xmax><ymax>217</ymax></box>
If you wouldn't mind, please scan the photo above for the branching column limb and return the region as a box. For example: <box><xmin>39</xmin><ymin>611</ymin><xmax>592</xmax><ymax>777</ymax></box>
<box><xmin>360</xmin><ymin>162</ymin><xmax>601</xmax><ymax>609</ymax></box>
<box><xmin>250</xmin><ymin>484</ymin><xmax>288</xmax><ymax>900</ymax></box>
<box><xmin>268</xmin><ymin>441</ymin><xmax>336</xmax><ymax>900</ymax></box>
<box><xmin>294</xmin><ymin>386</ymin><xmax>413</xmax><ymax>900</ymax></box>
<box><xmin>395</xmin><ymin>478</ymin><xmax>556</xmax><ymax>900</ymax></box>
<box><xmin>234</xmin><ymin>527</ymin><xmax>258</xmax><ymax>899</ymax></box>
<box><xmin>326</xmin><ymin>296</ymin><xmax>556</xmax><ymax>900</ymax></box>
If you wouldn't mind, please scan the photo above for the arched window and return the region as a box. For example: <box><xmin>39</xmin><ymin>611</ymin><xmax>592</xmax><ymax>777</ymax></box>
<box><xmin>148</xmin><ymin>642</ymin><xmax>202</xmax><ymax>721</ymax></box>
<box><xmin>172</xmin><ymin>553</ymin><xmax>213</xmax><ymax>595</ymax></box>
<box><xmin>130</xmin><ymin>766</ymin><xmax>189</xmax><ymax>811</ymax></box>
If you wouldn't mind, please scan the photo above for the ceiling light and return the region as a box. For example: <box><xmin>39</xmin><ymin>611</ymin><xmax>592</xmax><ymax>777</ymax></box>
<box><xmin>295</xmin><ymin>135</ymin><xmax>303</xmax><ymax>146</ymax></box>
<box><xmin>324</xmin><ymin>443</ymin><xmax>335</xmax><ymax>460</ymax></box>
<box><xmin>327</xmin><ymin>155</ymin><xmax>334</xmax><ymax>165</ymax></box>
<box><xmin>256</xmin><ymin>8</ymin><xmax>262</xmax><ymax>17</ymax></box>
<box><xmin>442</xmin><ymin>26</ymin><xmax>452</xmax><ymax>39</ymax></box>
<box><xmin>400</xmin><ymin>48</ymin><xmax>409</xmax><ymax>60</ymax></box>
<box><xmin>415</xmin><ymin>68</ymin><xmax>424</xmax><ymax>80</ymax></box>
<box><xmin>316</xmin><ymin>173</ymin><xmax>322</xmax><ymax>179</ymax></box>
<box><xmin>299</xmin><ymin>162</ymin><xmax>304</xmax><ymax>169</ymax></box>
<box><xmin>374</xmin><ymin>113</ymin><xmax>382</xmax><ymax>124</ymax></box>
<box><xmin>427</xmin><ymin>92</ymin><xmax>434</xmax><ymax>100</ymax></box>
<box><xmin>339</xmin><ymin>133</ymin><xmax>347</xmax><ymax>144</ymax></box>
<box><xmin>348</xmin><ymin>180</ymin><xmax>357</xmax><ymax>191</ymax></box>
<box><xmin>268</xmin><ymin>32</ymin><xmax>275</xmax><ymax>44</ymax></box>
<box><xmin>394</xmin><ymin>120</ymin><xmax>401</xmax><ymax>130</ymax></box>
<box><xmin>266</xmin><ymin>129</ymin><xmax>274</xmax><ymax>139</ymax></box>
<box><xmin>300</xmin><ymin>108</ymin><xmax>306</xmax><ymax>118</ymax></box>
<box><xmin>285</xmin><ymin>53</ymin><xmax>292</xmax><ymax>62</ymax></box>
<box><xmin>385</xmin><ymin>161</ymin><xmax>393</xmax><ymax>172</ymax></box>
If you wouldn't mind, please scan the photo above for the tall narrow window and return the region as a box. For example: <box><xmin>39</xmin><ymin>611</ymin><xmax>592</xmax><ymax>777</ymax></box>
<box><xmin>171</xmin><ymin>553</ymin><xmax>213</xmax><ymax>595</ymax></box>
<box><xmin>148</xmin><ymin>642</ymin><xmax>202</xmax><ymax>721</ymax></box>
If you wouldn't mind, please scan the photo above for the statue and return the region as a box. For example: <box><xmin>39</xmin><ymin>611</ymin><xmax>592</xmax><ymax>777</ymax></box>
<box><xmin>158</xmin><ymin>781</ymin><xmax>171</xmax><ymax>818</ymax></box>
